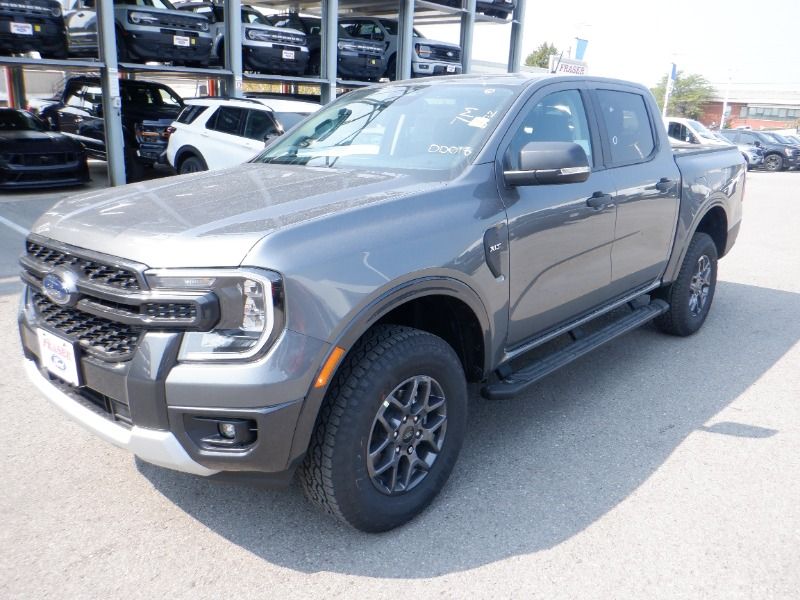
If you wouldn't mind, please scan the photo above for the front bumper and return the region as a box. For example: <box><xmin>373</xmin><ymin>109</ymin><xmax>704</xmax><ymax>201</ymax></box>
<box><xmin>18</xmin><ymin>256</ymin><xmax>329</xmax><ymax>477</ymax></box>
<box><xmin>413</xmin><ymin>60</ymin><xmax>462</xmax><ymax>77</ymax></box>
<box><xmin>0</xmin><ymin>157</ymin><xmax>89</xmax><ymax>190</ymax></box>
<box><xmin>244</xmin><ymin>43</ymin><xmax>309</xmax><ymax>75</ymax></box>
<box><xmin>338</xmin><ymin>52</ymin><xmax>384</xmax><ymax>80</ymax></box>
<box><xmin>0</xmin><ymin>13</ymin><xmax>66</xmax><ymax>55</ymax></box>
<box><xmin>122</xmin><ymin>28</ymin><xmax>213</xmax><ymax>63</ymax></box>
<box><xmin>24</xmin><ymin>358</ymin><xmax>217</xmax><ymax>476</ymax></box>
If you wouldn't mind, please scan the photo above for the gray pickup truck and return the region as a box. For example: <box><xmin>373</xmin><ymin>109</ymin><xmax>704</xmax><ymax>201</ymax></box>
<box><xmin>18</xmin><ymin>74</ymin><xmax>745</xmax><ymax>532</ymax></box>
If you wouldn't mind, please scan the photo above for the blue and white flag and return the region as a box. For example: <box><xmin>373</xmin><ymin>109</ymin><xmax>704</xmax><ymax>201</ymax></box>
<box><xmin>575</xmin><ymin>38</ymin><xmax>588</xmax><ymax>61</ymax></box>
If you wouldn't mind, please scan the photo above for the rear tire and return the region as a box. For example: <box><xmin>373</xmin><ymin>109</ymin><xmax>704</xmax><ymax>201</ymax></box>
<box><xmin>300</xmin><ymin>325</ymin><xmax>468</xmax><ymax>532</ymax></box>
<box><xmin>654</xmin><ymin>232</ymin><xmax>718</xmax><ymax>336</ymax></box>
<box><xmin>178</xmin><ymin>155</ymin><xmax>207</xmax><ymax>174</ymax></box>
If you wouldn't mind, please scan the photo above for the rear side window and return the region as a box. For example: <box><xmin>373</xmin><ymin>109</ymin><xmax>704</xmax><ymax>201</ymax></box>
<box><xmin>243</xmin><ymin>109</ymin><xmax>279</xmax><ymax>140</ymax></box>
<box><xmin>207</xmin><ymin>106</ymin><xmax>245</xmax><ymax>136</ymax></box>
<box><xmin>596</xmin><ymin>90</ymin><xmax>655</xmax><ymax>165</ymax></box>
<box><xmin>177</xmin><ymin>105</ymin><xmax>207</xmax><ymax>124</ymax></box>
<box><xmin>738</xmin><ymin>132</ymin><xmax>758</xmax><ymax>145</ymax></box>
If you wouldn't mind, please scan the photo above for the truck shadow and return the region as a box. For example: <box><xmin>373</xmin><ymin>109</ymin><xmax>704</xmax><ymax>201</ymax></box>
<box><xmin>139</xmin><ymin>280</ymin><xmax>800</xmax><ymax>578</ymax></box>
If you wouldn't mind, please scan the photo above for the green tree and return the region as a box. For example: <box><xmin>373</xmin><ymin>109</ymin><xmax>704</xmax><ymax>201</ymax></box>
<box><xmin>651</xmin><ymin>71</ymin><xmax>715</xmax><ymax>120</ymax></box>
<box><xmin>525</xmin><ymin>42</ymin><xmax>559</xmax><ymax>68</ymax></box>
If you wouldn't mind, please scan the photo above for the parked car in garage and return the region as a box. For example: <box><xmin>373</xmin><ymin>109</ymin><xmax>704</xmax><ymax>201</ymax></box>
<box><xmin>265</xmin><ymin>14</ymin><xmax>385</xmax><ymax>81</ymax></box>
<box><xmin>0</xmin><ymin>0</ymin><xmax>67</xmax><ymax>58</ymax></box>
<box><xmin>432</xmin><ymin>0</ymin><xmax>517</xmax><ymax>19</ymax></box>
<box><xmin>340</xmin><ymin>17</ymin><xmax>461</xmax><ymax>79</ymax></box>
<box><xmin>0</xmin><ymin>108</ymin><xmax>88</xmax><ymax>190</ymax></box>
<box><xmin>39</xmin><ymin>76</ymin><xmax>184</xmax><ymax>181</ymax></box>
<box><xmin>175</xmin><ymin>1</ymin><xmax>309</xmax><ymax>75</ymax></box>
<box><xmin>719</xmin><ymin>129</ymin><xmax>800</xmax><ymax>171</ymax></box>
<box><xmin>64</xmin><ymin>0</ymin><xmax>213</xmax><ymax>67</ymax></box>
<box><xmin>165</xmin><ymin>96</ymin><xmax>320</xmax><ymax>173</ymax></box>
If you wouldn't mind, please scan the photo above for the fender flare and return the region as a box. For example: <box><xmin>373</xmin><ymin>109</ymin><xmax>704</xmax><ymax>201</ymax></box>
<box><xmin>663</xmin><ymin>199</ymin><xmax>728</xmax><ymax>284</ymax></box>
<box><xmin>285</xmin><ymin>276</ymin><xmax>492</xmax><ymax>468</ymax></box>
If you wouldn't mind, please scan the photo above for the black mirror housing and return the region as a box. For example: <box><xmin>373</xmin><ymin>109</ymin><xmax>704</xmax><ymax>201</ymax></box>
<box><xmin>505</xmin><ymin>141</ymin><xmax>591</xmax><ymax>186</ymax></box>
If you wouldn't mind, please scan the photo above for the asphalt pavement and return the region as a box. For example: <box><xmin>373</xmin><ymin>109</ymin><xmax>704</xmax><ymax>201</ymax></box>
<box><xmin>0</xmin><ymin>170</ymin><xmax>798</xmax><ymax>599</ymax></box>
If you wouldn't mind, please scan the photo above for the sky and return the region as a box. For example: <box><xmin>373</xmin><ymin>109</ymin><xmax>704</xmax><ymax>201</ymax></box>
<box><xmin>417</xmin><ymin>0</ymin><xmax>800</xmax><ymax>92</ymax></box>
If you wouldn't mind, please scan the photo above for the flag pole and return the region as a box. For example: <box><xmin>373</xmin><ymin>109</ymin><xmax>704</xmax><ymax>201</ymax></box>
<box><xmin>662</xmin><ymin>63</ymin><xmax>676</xmax><ymax>117</ymax></box>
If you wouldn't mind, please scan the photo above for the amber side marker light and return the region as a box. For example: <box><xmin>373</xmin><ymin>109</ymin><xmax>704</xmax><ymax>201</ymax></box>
<box><xmin>315</xmin><ymin>346</ymin><xmax>346</xmax><ymax>388</ymax></box>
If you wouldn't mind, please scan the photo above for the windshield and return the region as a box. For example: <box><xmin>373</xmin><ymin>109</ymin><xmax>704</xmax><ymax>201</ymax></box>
<box><xmin>686</xmin><ymin>119</ymin><xmax>716</xmax><ymax>140</ymax></box>
<box><xmin>759</xmin><ymin>132</ymin><xmax>779</xmax><ymax>143</ymax></box>
<box><xmin>242</xmin><ymin>9</ymin><xmax>265</xmax><ymax>24</ymax></box>
<box><xmin>769</xmin><ymin>133</ymin><xmax>793</xmax><ymax>144</ymax></box>
<box><xmin>0</xmin><ymin>110</ymin><xmax>46</xmax><ymax>132</ymax></box>
<box><xmin>257</xmin><ymin>83</ymin><xmax>516</xmax><ymax>171</ymax></box>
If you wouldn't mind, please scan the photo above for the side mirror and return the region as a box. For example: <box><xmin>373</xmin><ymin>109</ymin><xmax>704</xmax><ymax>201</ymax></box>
<box><xmin>754</xmin><ymin>141</ymin><xmax>761</xmax><ymax>147</ymax></box>
<box><xmin>91</xmin><ymin>103</ymin><xmax>103</xmax><ymax>117</ymax></box>
<box><xmin>504</xmin><ymin>141</ymin><xmax>591</xmax><ymax>186</ymax></box>
<box><xmin>263</xmin><ymin>130</ymin><xmax>281</xmax><ymax>143</ymax></box>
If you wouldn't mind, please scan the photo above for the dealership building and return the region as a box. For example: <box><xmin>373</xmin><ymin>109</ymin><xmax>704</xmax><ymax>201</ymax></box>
<box><xmin>701</xmin><ymin>83</ymin><xmax>800</xmax><ymax>131</ymax></box>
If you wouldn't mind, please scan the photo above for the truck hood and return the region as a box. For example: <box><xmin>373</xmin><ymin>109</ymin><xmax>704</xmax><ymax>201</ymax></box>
<box><xmin>31</xmin><ymin>163</ymin><xmax>427</xmax><ymax>268</ymax></box>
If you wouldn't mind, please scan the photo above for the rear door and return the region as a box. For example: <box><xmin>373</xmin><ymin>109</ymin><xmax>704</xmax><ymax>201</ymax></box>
<box><xmin>201</xmin><ymin>105</ymin><xmax>248</xmax><ymax>169</ymax></box>
<box><xmin>592</xmin><ymin>85</ymin><xmax>681</xmax><ymax>297</ymax></box>
<box><xmin>498</xmin><ymin>82</ymin><xmax>618</xmax><ymax>346</ymax></box>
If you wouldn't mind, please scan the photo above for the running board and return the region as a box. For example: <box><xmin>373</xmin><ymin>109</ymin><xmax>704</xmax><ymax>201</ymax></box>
<box><xmin>482</xmin><ymin>299</ymin><xmax>669</xmax><ymax>400</ymax></box>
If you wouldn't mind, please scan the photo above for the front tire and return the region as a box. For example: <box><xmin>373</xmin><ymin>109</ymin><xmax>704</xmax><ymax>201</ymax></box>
<box><xmin>654</xmin><ymin>232</ymin><xmax>718</xmax><ymax>336</ymax></box>
<box><xmin>764</xmin><ymin>153</ymin><xmax>784</xmax><ymax>171</ymax></box>
<box><xmin>300</xmin><ymin>325</ymin><xmax>468</xmax><ymax>532</ymax></box>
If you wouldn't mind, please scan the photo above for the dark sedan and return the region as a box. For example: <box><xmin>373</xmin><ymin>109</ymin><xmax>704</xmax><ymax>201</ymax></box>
<box><xmin>0</xmin><ymin>109</ymin><xmax>89</xmax><ymax>190</ymax></box>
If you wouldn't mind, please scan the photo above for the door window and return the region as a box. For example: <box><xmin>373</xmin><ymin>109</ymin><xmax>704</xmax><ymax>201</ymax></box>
<box><xmin>738</xmin><ymin>132</ymin><xmax>758</xmax><ymax>145</ymax></box>
<box><xmin>243</xmin><ymin>109</ymin><xmax>279</xmax><ymax>141</ymax></box>
<box><xmin>207</xmin><ymin>106</ymin><xmax>245</xmax><ymax>136</ymax></box>
<box><xmin>596</xmin><ymin>90</ymin><xmax>655</xmax><ymax>164</ymax></box>
<box><xmin>505</xmin><ymin>89</ymin><xmax>593</xmax><ymax>170</ymax></box>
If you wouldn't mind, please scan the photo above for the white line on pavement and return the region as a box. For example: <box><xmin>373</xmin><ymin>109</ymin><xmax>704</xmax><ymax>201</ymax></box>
<box><xmin>0</xmin><ymin>215</ymin><xmax>29</xmax><ymax>237</ymax></box>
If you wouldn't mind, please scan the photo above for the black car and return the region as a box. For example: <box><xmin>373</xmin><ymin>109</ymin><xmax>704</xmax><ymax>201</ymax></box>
<box><xmin>720</xmin><ymin>129</ymin><xmax>800</xmax><ymax>171</ymax></box>
<box><xmin>0</xmin><ymin>109</ymin><xmax>88</xmax><ymax>190</ymax></box>
<box><xmin>0</xmin><ymin>0</ymin><xmax>67</xmax><ymax>58</ymax></box>
<box><xmin>266</xmin><ymin>14</ymin><xmax>384</xmax><ymax>81</ymax></box>
<box><xmin>39</xmin><ymin>76</ymin><xmax>184</xmax><ymax>181</ymax></box>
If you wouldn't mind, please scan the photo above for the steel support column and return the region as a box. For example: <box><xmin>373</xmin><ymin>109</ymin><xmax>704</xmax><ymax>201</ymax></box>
<box><xmin>4</xmin><ymin>67</ymin><xmax>25</xmax><ymax>108</ymax></box>
<box><xmin>507</xmin><ymin>0</ymin><xmax>526</xmax><ymax>73</ymax></box>
<box><xmin>320</xmin><ymin>0</ymin><xmax>339</xmax><ymax>104</ymax></box>
<box><xmin>460</xmin><ymin>0</ymin><xmax>476</xmax><ymax>73</ymax></box>
<box><xmin>97</xmin><ymin>0</ymin><xmax>126</xmax><ymax>186</ymax></box>
<box><xmin>223</xmin><ymin>0</ymin><xmax>243</xmax><ymax>97</ymax></box>
<box><xmin>396</xmin><ymin>0</ymin><xmax>414</xmax><ymax>81</ymax></box>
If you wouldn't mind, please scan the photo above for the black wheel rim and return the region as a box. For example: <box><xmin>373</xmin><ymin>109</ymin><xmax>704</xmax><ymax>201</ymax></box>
<box><xmin>367</xmin><ymin>375</ymin><xmax>447</xmax><ymax>496</ymax></box>
<box><xmin>689</xmin><ymin>254</ymin><xmax>712</xmax><ymax>316</ymax></box>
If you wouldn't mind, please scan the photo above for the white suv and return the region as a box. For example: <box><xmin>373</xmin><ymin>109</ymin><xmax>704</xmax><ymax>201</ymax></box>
<box><xmin>166</xmin><ymin>97</ymin><xmax>320</xmax><ymax>173</ymax></box>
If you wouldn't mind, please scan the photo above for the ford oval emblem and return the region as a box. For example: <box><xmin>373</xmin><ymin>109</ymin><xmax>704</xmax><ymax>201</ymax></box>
<box><xmin>42</xmin><ymin>270</ymin><xmax>79</xmax><ymax>307</ymax></box>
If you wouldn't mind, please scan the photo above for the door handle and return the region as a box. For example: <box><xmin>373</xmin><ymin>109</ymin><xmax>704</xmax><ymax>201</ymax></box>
<box><xmin>655</xmin><ymin>177</ymin><xmax>675</xmax><ymax>193</ymax></box>
<box><xmin>586</xmin><ymin>191</ymin><xmax>613</xmax><ymax>209</ymax></box>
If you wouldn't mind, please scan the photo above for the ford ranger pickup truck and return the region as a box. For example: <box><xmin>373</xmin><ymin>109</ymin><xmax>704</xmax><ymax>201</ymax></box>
<box><xmin>18</xmin><ymin>74</ymin><xmax>745</xmax><ymax>532</ymax></box>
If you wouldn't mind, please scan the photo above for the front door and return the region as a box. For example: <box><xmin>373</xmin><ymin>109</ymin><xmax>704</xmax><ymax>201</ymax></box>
<box><xmin>498</xmin><ymin>84</ymin><xmax>618</xmax><ymax>347</ymax></box>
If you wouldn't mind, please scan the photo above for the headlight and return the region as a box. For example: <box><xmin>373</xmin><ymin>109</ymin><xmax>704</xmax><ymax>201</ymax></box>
<box><xmin>129</xmin><ymin>11</ymin><xmax>160</xmax><ymax>25</ymax></box>
<box><xmin>199</xmin><ymin>20</ymin><xmax>209</xmax><ymax>32</ymax></box>
<box><xmin>50</xmin><ymin>5</ymin><xmax>62</xmax><ymax>17</ymax></box>
<box><xmin>784</xmin><ymin>147</ymin><xmax>793</xmax><ymax>156</ymax></box>
<box><xmin>146</xmin><ymin>268</ymin><xmax>284</xmax><ymax>362</ymax></box>
<box><xmin>337</xmin><ymin>41</ymin><xmax>359</xmax><ymax>51</ymax></box>
<box><xmin>415</xmin><ymin>44</ymin><xmax>432</xmax><ymax>58</ymax></box>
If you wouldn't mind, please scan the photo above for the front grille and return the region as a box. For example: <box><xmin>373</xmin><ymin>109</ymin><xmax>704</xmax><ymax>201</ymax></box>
<box><xmin>429</xmin><ymin>46</ymin><xmax>461</xmax><ymax>62</ymax></box>
<box><xmin>157</xmin><ymin>15</ymin><xmax>207</xmax><ymax>31</ymax></box>
<box><xmin>33</xmin><ymin>292</ymin><xmax>141</xmax><ymax>360</ymax></box>
<box><xmin>142</xmin><ymin>302</ymin><xmax>197</xmax><ymax>320</ymax></box>
<box><xmin>26</xmin><ymin>240</ymin><xmax>141</xmax><ymax>291</ymax></box>
<box><xmin>8</xmin><ymin>152</ymin><xmax>78</xmax><ymax>166</ymax></box>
